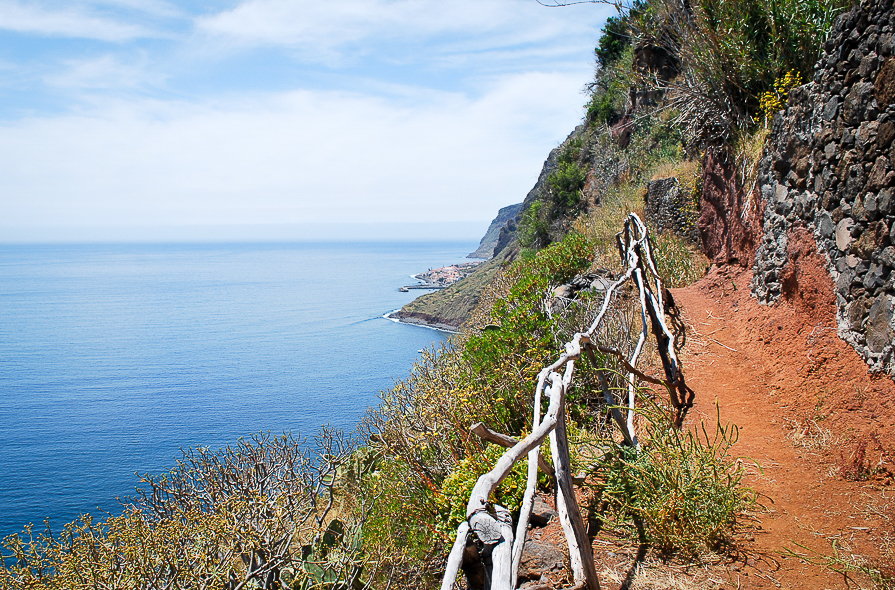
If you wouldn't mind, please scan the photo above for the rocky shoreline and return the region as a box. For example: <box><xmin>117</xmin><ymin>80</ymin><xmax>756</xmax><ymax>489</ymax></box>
<box><xmin>384</xmin><ymin>309</ymin><xmax>459</xmax><ymax>333</ymax></box>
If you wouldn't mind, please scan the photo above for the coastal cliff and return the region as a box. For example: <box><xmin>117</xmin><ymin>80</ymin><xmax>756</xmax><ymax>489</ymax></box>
<box><xmin>466</xmin><ymin>203</ymin><xmax>522</xmax><ymax>260</ymax></box>
<box><xmin>396</xmin><ymin>124</ymin><xmax>594</xmax><ymax>330</ymax></box>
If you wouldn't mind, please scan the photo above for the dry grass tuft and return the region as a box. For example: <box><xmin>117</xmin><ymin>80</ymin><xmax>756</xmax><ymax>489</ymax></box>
<box><xmin>597</xmin><ymin>553</ymin><xmax>726</xmax><ymax>590</ymax></box>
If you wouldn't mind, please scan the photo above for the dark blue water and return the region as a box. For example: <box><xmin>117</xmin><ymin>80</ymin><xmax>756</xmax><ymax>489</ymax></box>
<box><xmin>0</xmin><ymin>242</ymin><xmax>472</xmax><ymax>538</ymax></box>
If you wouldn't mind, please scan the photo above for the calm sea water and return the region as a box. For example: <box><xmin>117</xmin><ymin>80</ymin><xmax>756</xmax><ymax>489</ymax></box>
<box><xmin>0</xmin><ymin>241</ymin><xmax>473</xmax><ymax>539</ymax></box>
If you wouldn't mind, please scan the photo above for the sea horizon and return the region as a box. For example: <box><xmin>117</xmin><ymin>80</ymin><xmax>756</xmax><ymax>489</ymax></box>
<box><xmin>0</xmin><ymin>221</ymin><xmax>491</xmax><ymax>246</ymax></box>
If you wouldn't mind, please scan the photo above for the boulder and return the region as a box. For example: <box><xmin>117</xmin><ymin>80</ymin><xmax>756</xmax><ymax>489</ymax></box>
<box><xmin>529</xmin><ymin>498</ymin><xmax>558</xmax><ymax>527</ymax></box>
<box><xmin>867</xmin><ymin>294</ymin><xmax>895</xmax><ymax>352</ymax></box>
<box><xmin>517</xmin><ymin>539</ymin><xmax>565</xmax><ymax>584</ymax></box>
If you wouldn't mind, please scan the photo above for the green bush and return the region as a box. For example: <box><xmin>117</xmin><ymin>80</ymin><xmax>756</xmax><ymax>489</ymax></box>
<box><xmin>596</xmin><ymin>15</ymin><xmax>632</xmax><ymax>67</ymax></box>
<box><xmin>595</xmin><ymin>404</ymin><xmax>757</xmax><ymax>557</ymax></box>
<box><xmin>548</xmin><ymin>161</ymin><xmax>588</xmax><ymax>209</ymax></box>
<box><xmin>586</xmin><ymin>46</ymin><xmax>635</xmax><ymax>126</ymax></box>
<box><xmin>518</xmin><ymin>200</ymin><xmax>550</xmax><ymax>248</ymax></box>
<box><xmin>436</xmin><ymin>444</ymin><xmax>533</xmax><ymax>537</ymax></box>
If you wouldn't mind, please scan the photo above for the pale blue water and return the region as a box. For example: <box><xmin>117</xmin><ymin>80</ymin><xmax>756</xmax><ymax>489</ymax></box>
<box><xmin>0</xmin><ymin>242</ymin><xmax>473</xmax><ymax>539</ymax></box>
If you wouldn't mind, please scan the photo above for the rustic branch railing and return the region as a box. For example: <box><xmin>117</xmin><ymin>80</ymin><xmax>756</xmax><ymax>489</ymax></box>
<box><xmin>441</xmin><ymin>213</ymin><xmax>694</xmax><ymax>590</ymax></box>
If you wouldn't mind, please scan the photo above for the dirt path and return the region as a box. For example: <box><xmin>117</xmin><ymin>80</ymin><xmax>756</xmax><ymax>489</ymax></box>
<box><xmin>671</xmin><ymin>265</ymin><xmax>895</xmax><ymax>589</ymax></box>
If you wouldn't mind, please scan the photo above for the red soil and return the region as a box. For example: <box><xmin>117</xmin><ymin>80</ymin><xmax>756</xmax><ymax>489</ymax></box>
<box><xmin>672</xmin><ymin>257</ymin><xmax>895</xmax><ymax>588</ymax></box>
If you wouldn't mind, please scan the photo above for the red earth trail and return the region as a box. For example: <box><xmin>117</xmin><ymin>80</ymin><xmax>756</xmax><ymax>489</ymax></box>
<box><xmin>668</xmin><ymin>263</ymin><xmax>895</xmax><ymax>589</ymax></box>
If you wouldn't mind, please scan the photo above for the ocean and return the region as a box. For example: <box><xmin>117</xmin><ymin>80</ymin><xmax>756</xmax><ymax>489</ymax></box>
<box><xmin>0</xmin><ymin>241</ymin><xmax>473</xmax><ymax>539</ymax></box>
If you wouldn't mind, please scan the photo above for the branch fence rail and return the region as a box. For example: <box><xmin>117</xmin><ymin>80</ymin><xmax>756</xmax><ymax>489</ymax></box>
<box><xmin>441</xmin><ymin>213</ymin><xmax>694</xmax><ymax>590</ymax></box>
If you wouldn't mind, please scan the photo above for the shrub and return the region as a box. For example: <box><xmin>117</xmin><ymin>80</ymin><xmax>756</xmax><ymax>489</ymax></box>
<box><xmin>436</xmin><ymin>444</ymin><xmax>532</xmax><ymax>537</ymax></box>
<box><xmin>651</xmin><ymin>232</ymin><xmax>709</xmax><ymax>288</ymax></box>
<box><xmin>759</xmin><ymin>69</ymin><xmax>804</xmax><ymax>123</ymax></box>
<box><xmin>595</xmin><ymin>403</ymin><xmax>757</xmax><ymax>557</ymax></box>
<box><xmin>596</xmin><ymin>15</ymin><xmax>633</xmax><ymax>68</ymax></box>
<box><xmin>548</xmin><ymin>160</ymin><xmax>588</xmax><ymax>209</ymax></box>
<box><xmin>587</xmin><ymin>46</ymin><xmax>635</xmax><ymax>126</ymax></box>
<box><xmin>518</xmin><ymin>200</ymin><xmax>550</xmax><ymax>248</ymax></box>
<box><xmin>637</xmin><ymin>0</ymin><xmax>852</xmax><ymax>147</ymax></box>
<box><xmin>0</xmin><ymin>430</ymin><xmax>372</xmax><ymax>589</ymax></box>
<box><xmin>361</xmin><ymin>233</ymin><xmax>601</xmax><ymax>585</ymax></box>
<box><xmin>466</xmin><ymin>233</ymin><xmax>594</xmax><ymax>383</ymax></box>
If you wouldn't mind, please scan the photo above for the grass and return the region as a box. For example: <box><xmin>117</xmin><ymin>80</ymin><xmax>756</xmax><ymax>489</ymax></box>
<box><xmin>591</xmin><ymin>401</ymin><xmax>759</xmax><ymax>559</ymax></box>
<box><xmin>784</xmin><ymin>541</ymin><xmax>895</xmax><ymax>590</ymax></box>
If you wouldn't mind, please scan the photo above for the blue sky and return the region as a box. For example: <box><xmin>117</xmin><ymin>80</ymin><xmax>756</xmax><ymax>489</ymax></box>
<box><xmin>0</xmin><ymin>0</ymin><xmax>615</xmax><ymax>242</ymax></box>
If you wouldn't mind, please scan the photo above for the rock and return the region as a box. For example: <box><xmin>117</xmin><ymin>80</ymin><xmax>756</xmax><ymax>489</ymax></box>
<box><xmin>644</xmin><ymin>177</ymin><xmax>699</xmax><ymax>242</ymax></box>
<box><xmin>517</xmin><ymin>539</ymin><xmax>565</xmax><ymax>583</ymax></box>
<box><xmin>861</xmin><ymin>51</ymin><xmax>880</xmax><ymax>78</ymax></box>
<box><xmin>775</xmin><ymin>182</ymin><xmax>788</xmax><ymax>202</ymax></box>
<box><xmin>837</xmin><ymin>218</ymin><xmax>856</xmax><ymax>250</ymax></box>
<box><xmin>589</xmin><ymin>277</ymin><xmax>613</xmax><ymax>291</ymax></box>
<box><xmin>849</xmin><ymin>296</ymin><xmax>872</xmax><ymax>331</ymax></box>
<box><xmin>818</xmin><ymin>211</ymin><xmax>836</xmax><ymax>238</ymax></box>
<box><xmin>552</xmin><ymin>285</ymin><xmax>573</xmax><ymax>299</ymax></box>
<box><xmin>854</xmin><ymin>220</ymin><xmax>890</xmax><ymax>258</ymax></box>
<box><xmin>838</xmin><ymin>269</ymin><xmax>855</xmax><ymax>297</ymax></box>
<box><xmin>863</xmin><ymin>262</ymin><xmax>887</xmax><ymax>289</ymax></box>
<box><xmin>881</xmin><ymin>245</ymin><xmax>895</xmax><ymax>266</ymax></box>
<box><xmin>876</xmin><ymin>57</ymin><xmax>895</xmax><ymax>106</ymax></box>
<box><xmin>867</xmin><ymin>294</ymin><xmax>895</xmax><ymax>352</ymax></box>
<box><xmin>865</xmin><ymin>191</ymin><xmax>880</xmax><ymax>218</ymax></box>
<box><xmin>869</xmin><ymin>156</ymin><xmax>891</xmax><ymax>190</ymax></box>
<box><xmin>468</xmin><ymin>203</ymin><xmax>523</xmax><ymax>259</ymax></box>
<box><xmin>529</xmin><ymin>498</ymin><xmax>558</xmax><ymax>527</ymax></box>
<box><xmin>878</xmin><ymin>120</ymin><xmax>895</xmax><ymax>146</ymax></box>
<box><xmin>844</xmin><ymin>81</ymin><xmax>875</xmax><ymax>124</ymax></box>
<box><xmin>824</xmin><ymin>96</ymin><xmax>841</xmax><ymax>121</ymax></box>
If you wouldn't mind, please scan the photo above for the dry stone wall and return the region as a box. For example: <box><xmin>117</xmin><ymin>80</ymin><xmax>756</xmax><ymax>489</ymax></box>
<box><xmin>752</xmin><ymin>0</ymin><xmax>895</xmax><ymax>374</ymax></box>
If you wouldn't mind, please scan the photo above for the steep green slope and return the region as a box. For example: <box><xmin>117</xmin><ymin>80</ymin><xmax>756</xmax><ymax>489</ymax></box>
<box><xmin>395</xmin><ymin>249</ymin><xmax>509</xmax><ymax>330</ymax></box>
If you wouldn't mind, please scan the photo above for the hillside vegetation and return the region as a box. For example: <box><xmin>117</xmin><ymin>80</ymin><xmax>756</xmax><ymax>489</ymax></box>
<box><xmin>1</xmin><ymin>1</ymin><xmax>860</xmax><ymax>588</ymax></box>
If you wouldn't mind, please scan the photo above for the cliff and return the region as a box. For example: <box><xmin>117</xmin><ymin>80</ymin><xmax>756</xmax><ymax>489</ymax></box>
<box><xmin>467</xmin><ymin>203</ymin><xmax>522</xmax><ymax>259</ymax></box>
<box><xmin>402</xmin><ymin>0</ymin><xmax>895</xmax><ymax>374</ymax></box>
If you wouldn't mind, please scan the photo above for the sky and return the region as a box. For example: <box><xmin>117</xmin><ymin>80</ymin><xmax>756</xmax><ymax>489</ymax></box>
<box><xmin>0</xmin><ymin>0</ymin><xmax>615</xmax><ymax>242</ymax></box>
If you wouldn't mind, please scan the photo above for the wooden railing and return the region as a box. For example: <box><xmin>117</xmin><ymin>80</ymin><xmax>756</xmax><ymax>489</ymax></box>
<box><xmin>441</xmin><ymin>213</ymin><xmax>694</xmax><ymax>590</ymax></box>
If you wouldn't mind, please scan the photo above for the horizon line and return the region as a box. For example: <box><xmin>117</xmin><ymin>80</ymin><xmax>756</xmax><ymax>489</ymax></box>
<box><xmin>0</xmin><ymin>221</ymin><xmax>491</xmax><ymax>245</ymax></box>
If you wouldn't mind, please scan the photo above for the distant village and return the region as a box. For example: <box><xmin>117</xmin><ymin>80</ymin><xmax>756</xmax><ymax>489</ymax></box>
<box><xmin>399</xmin><ymin>261</ymin><xmax>483</xmax><ymax>291</ymax></box>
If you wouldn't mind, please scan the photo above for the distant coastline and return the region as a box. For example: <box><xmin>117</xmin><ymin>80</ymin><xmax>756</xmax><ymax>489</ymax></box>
<box><xmin>388</xmin><ymin>260</ymin><xmax>485</xmax><ymax>332</ymax></box>
<box><xmin>397</xmin><ymin>260</ymin><xmax>483</xmax><ymax>292</ymax></box>
<box><xmin>383</xmin><ymin>309</ymin><xmax>459</xmax><ymax>334</ymax></box>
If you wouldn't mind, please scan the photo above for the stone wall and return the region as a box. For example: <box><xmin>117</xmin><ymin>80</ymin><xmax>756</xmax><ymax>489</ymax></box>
<box><xmin>751</xmin><ymin>0</ymin><xmax>895</xmax><ymax>374</ymax></box>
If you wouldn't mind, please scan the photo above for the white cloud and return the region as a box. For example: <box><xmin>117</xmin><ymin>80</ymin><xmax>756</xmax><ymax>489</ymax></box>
<box><xmin>0</xmin><ymin>0</ymin><xmax>152</xmax><ymax>41</ymax></box>
<box><xmin>197</xmin><ymin>0</ymin><xmax>612</xmax><ymax>63</ymax></box>
<box><xmin>0</xmin><ymin>70</ymin><xmax>588</xmax><ymax>237</ymax></box>
<box><xmin>89</xmin><ymin>0</ymin><xmax>183</xmax><ymax>19</ymax></box>
<box><xmin>0</xmin><ymin>0</ymin><xmax>613</xmax><ymax>241</ymax></box>
<box><xmin>45</xmin><ymin>54</ymin><xmax>163</xmax><ymax>89</ymax></box>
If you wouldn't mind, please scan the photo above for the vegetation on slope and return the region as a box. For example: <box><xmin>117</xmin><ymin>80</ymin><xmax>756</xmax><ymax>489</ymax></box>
<box><xmin>1</xmin><ymin>0</ymin><xmax>857</xmax><ymax>588</ymax></box>
<box><xmin>396</xmin><ymin>250</ymin><xmax>509</xmax><ymax>330</ymax></box>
